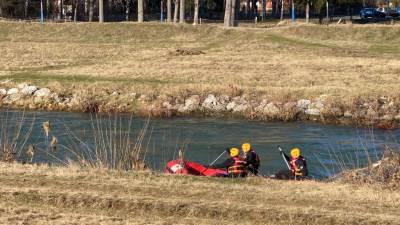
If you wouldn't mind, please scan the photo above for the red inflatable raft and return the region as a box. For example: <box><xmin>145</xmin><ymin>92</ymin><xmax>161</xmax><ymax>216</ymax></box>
<box><xmin>164</xmin><ymin>159</ymin><xmax>228</xmax><ymax>177</ymax></box>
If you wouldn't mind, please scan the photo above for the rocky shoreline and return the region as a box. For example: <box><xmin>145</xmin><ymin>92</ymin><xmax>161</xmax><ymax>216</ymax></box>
<box><xmin>1</xmin><ymin>83</ymin><xmax>400</xmax><ymax>129</ymax></box>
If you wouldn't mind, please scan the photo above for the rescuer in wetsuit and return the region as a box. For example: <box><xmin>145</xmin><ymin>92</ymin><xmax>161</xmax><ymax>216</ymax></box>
<box><xmin>242</xmin><ymin>143</ymin><xmax>261</xmax><ymax>176</ymax></box>
<box><xmin>275</xmin><ymin>147</ymin><xmax>308</xmax><ymax>180</ymax></box>
<box><xmin>208</xmin><ymin>147</ymin><xmax>247</xmax><ymax>178</ymax></box>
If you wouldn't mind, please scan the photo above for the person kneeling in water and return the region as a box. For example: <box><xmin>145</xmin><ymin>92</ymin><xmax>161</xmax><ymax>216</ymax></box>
<box><xmin>207</xmin><ymin>147</ymin><xmax>247</xmax><ymax>178</ymax></box>
<box><xmin>275</xmin><ymin>147</ymin><xmax>308</xmax><ymax>180</ymax></box>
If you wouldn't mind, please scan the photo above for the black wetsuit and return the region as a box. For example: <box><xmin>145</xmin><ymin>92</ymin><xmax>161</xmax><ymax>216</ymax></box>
<box><xmin>245</xmin><ymin>150</ymin><xmax>260</xmax><ymax>175</ymax></box>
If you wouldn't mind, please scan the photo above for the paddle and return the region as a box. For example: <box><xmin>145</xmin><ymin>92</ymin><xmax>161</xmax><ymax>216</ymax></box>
<box><xmin>278</xmin><ymin>145</ymin><xmax>291</xmax><ymax>170</ymax></box>
<box><xmin>209</xmin><ymin>150</ymin><xmax>227</xmax><ymax>166</ymax></box>
<box><xmin>200</xmin><ymin>149</ymin><xmax>228</xmax><ymax>176</ymax></box>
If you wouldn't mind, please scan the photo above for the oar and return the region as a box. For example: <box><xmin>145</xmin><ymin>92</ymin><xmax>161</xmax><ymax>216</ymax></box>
<box><xmin>201</xmin><ymin>150</ymin><xmax>227</xmax><ymax>176</ymax></box>
<box><xmin>278</xmin><ymin>146</ymin><xmax>291</xmax><ymax>170</ymax></box>
<box><xmin>209</xmin><ymin>150</ymin><xmax>226</xmax><ymax>166</ymax></box>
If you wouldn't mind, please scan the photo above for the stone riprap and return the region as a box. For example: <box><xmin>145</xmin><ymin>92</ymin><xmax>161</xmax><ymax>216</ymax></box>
<box><xmin>0</xmin><ymin>83</ymin><xmax>399</xmax><ymax>128</ymax></box>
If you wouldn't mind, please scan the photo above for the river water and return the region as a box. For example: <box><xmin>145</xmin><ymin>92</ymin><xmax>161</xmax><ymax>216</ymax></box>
<box><xmin>2</xmin><ymin>110</ymin><xmax>400</xmax><ymax>179</ymax></box>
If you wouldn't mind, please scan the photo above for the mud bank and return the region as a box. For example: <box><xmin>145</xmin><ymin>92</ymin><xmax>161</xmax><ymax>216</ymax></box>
<box><xmin>1</xmin><ymin>83</ymin><xmax>400</xmax><ymax>128</ymax></box>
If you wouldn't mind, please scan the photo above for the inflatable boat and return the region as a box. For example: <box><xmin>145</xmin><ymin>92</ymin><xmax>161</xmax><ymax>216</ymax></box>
<box><xmin>164</xmin><ymin>159</ymin><xmax>228</xmax><ymax>177</ymax></box>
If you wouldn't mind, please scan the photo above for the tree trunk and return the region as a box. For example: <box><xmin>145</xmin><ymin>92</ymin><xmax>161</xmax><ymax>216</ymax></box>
<box><xmin>179</xmin><ymin>0</ymin><xmax>185</xmax><ymax>23</ymax></box>
<box><xmin>99</xmin><ymin>0</ymin><xmax>104</xmax><ymax>22</ymax></box>
<box><xmin>280</xmin><ymin>0</ymin><xmax>284</xmax><ymax>21</ymax></box>
<box><xmin>245</xmin><ymin>0</ymin><xmax>250</xmax><ymax>18</ymax></box>
<box><xmin>224</xmin><ymin>0</ymin><xmax>232</xmax><ymax>27</ymax></box>
<box><xmin>230</xmin><ymin>0</ymin><xmax>236</xmax><ymax>26</ymax></box>
<box><xmin>89</xmin><ymin>0</ymin><xmax>93</xmax><ymax>21</ymax></box>
<box><xmin>58</xmin><ymin>0</ymin><xmax>62</xmax><ymax>20</ymax></box>
<box><xmin>173</xmin><ymin>0</ymin><xmax>179</xmax><ymax>22</ymax></box>
<box><xmin>306</xmin><ymin>0</ymin><xmax>309</xmax><ymax>23</ymax></box>
<box><xmin>74</xmin><ymin>0</ymin><xmax>78</xmax><ymax>21</ymax></box>
<box><xmin>167</xmin><ymin>0</ymin><xmax>172</xmax><ymax>22</ymax></box>
<box><xmin>24</xmin><ymin>0</ymin><xmax>29</xmax><ymax>18</ymax></box>
<box><xmin>85</xmin><ymin>0</ymin><xmax>88</xmax><ymax>17</ymax></box>
<box><xmin>125</xmin><ymin>0</ymin><xmax>130</xmax><ymax>21</ymax></box>
<box><xmin>262</xmin><ymin>0</ymin><xmax>266</xmax><ymax>20</ymax></box>
<box><xmin>291</xmin><ymin>0</ymin><xmax>294</xmax><ymax>21</ymax></box>
<box><xmin>160</xmin><ymin>0</ymin><xmax>164</xmax><ymax>21</ymax></box>
<box><xmin>46</xmin><ymin>0</ymin><xmax>50</xmax><ymax>18</ymax></box>
<box><xmin>326</xmin><ymin>0</ymin><xmax>328</xmax><ymax>22</ymax></box>
<box><xmin>138</xmin><ymin>0</ymin><xmax>143</xmax><ymax>22</ymax></box>
<box><xmin>193</xmin><ymin>0</ymin><xmax>199</xmax><ymax>25</ymax></box>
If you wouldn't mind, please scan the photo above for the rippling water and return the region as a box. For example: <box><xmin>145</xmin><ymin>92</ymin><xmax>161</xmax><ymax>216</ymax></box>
<box><xmin>2</xmin><ymin>110</ymin><xmax>399</xmax><ymax>179</ymax></box>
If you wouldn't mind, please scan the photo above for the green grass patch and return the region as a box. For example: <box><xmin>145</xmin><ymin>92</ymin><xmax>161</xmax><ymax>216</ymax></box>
<box><xmin>1</xmin><ymin>72</ymin><xmax>197</xmax><ymax>86</ymax></box>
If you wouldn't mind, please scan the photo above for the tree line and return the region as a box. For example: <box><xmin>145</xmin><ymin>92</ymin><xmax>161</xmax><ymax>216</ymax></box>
<box><xmin>0</xmin><ymin>0</ymin><xmax>381</xmax><ymax>26</ymax></box>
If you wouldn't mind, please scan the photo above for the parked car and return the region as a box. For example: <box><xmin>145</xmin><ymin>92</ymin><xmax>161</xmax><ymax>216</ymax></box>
<box><xmin>387</xmin><ymin>8</ymin><xmax>399</xmax><ymax>17</ymax></box>
<box><xmin>360</xmin><ymin>8</ymin><xmax>386</xmax><ymax>19</ymax></box>
<box><xmin>378</xmin><ymin>7</ymin><xmax>400</xmax><ymax>17</ymax></box>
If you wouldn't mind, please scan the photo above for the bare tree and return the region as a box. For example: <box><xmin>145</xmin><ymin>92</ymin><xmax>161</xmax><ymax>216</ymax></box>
<box><xmin>74</xmin><ymin>0</ymin><xmax>78</xmax><ymax>21</ymax></box>
<box><xmin>46</xmin><ymin>0</ymin><xmax>50</xmax><ymax>18</ymax></box>
<box><xmin>58</xmin><ymin>0</ymin><xmax>62</xmax><ymax>20</ymax></box>
<box><xmin>179</xmin><ymin>0</ymin><xmax>185</xmax><ymax>23</ymax></box>
<box><xmin>230</xmin><ymin>0</ymin><xmax>236</xmax><ymax>26</ymax></box>
<box><xmin>193</xmin><ymin>0</ymin><xmax>199</xmax><ymax>25</ymax></box>
<box><xmin>24</xmin><ymin>0</ymin><xmax>29</xmax><ymax>18</ymax></box>
<box><xmin>99</xmin><ymin>0</ymin><xmax>104</xmax><ymax>22</ymax></box>
<box><xmin>280</xmin><ymin>0</ymin><xmax>284</xmax><ymax>21</ymax></box>
<box><xmin>305</xmin><ymin>0</ymin><xmax>309</xmax><ymax>23</ymax></box>
<box><xmin>224</xmin><ymin>0</ymin><xmax>232</xmax><ymax>27</ymax></box>
<box><xmin>167</xmin><ymin>0</ymin><xmax>171</xmax><ymax>22</ymax></box>
<box><xmin>245</xmin><ymin>0</ymin><xmax>250</xmax><ymax>17</ymax></box>
<box><xmin>173</xmin><ymin>0</ymin><xmax>179</xmax><ymax>22</ymax></box>
<box><xmin>126</xmin><ymin>0</ymin><xmax>130</xmax><ymax>21</ymax></box>
<box><xmin>138</xmin><ymin>0</ymin><xmax>143</xmax><ymax>22</ymax></box>
<box><xmin>262</xmin><ymin>0</ymin><xmax>266</xmax><ymax>20</ymax></box>
<box><xmin>326</xmin><ymin>0</ymin><xmax>329</xmax><ymax>22</ymax></box>
<box><xmin>85</xmin><ymin>0</ymin><xmax>88</xmax><ymax>17</ymax></box>
<box><xmin>89</xmin><ymin>0</ymin><xmax>93</xmax><ymax>21</ymax></box>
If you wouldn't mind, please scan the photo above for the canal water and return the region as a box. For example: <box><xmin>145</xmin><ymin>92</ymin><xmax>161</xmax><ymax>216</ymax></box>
<box><xmin>2</xmin><ymin>110</ymin><xmax>400</xmax><ymax>179</ymax></box>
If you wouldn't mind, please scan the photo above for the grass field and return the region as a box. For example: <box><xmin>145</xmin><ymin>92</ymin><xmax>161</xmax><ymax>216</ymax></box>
<box><xmin>0</xmin><ymin>162</ymin><xmax>399</xmax><ymax>225</ymax></box>
<box><xmin>1</xmin><ymin>21</ymin><xmax>400</xmax><ymax>101</ymax></box>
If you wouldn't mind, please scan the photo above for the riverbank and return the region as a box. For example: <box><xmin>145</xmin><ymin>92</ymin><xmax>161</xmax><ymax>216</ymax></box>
<box><xmin>1</xmin><ymin>22</ymin><xmax>400</xmax><ymax>127</ymax></box>
<box><xmin>1</xmin><ymin>82</ymin><xmax>400</xmax><ymax>128</ymax></box>
<box><xmin>0</xmin><ymin>162</ymin><xmax>399</xmax><ymax>224</ymax></box>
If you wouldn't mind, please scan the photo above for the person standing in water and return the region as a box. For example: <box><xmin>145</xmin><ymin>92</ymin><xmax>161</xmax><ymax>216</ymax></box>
<box><xmin>275</xmin><ymin>147</ymin><xmax>308</xmax><ymax>180</ymax></box>
<box><xmin>242</xmin><ymin>143</ymin><xmax>261</xmax><ymax>176</ymax></box>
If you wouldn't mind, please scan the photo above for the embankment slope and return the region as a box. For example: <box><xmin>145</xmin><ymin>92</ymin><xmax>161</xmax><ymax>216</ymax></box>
<box><xmin>0</xmin><ymin>162</ymin><xmax>399</xmax><ymax>224</ymax></box>
<box><xmin>1</xmin><ymin>22</ymin><xmax>400</xmax><ymax>126</ymax></box>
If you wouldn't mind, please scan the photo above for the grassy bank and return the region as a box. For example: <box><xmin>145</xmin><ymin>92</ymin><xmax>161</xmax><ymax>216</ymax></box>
<box><xmin>0</xmin><ymin>162</ymin><xmax>399</xmax><ymax>224</ymax></box>
<box><xmin>0</xmin><ymin>22</ymin><xmax>400</xmax><ymax>126</ymax></box>
<box><xmin>1</xmin><ymin>22</ymin><xmax>400</xmax><ymax>98</ymax></box>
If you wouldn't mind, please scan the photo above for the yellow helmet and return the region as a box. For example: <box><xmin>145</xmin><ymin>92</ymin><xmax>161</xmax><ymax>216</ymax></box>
<box><xmin>242</xmin><ymin>143</ymin><xmax>251</xmax><ymax>153</ymax></box>
<box><xmin>291</xmin><ymin>148</ymin><xmax>301</xmax><ymax>158</ymax></box>
<box><xmin>230</xmin><ymin>147</ymin><xmax>240</xmax><ymax>157</ymax></box>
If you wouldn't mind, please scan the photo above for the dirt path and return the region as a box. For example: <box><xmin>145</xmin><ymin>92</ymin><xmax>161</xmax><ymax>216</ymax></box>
<box><xmin>0</xmin><ymin>163</ymin><xmax>399</xmax><ymax>225</ymax></box>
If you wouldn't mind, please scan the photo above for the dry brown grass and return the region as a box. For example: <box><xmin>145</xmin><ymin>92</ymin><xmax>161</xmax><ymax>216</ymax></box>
<box><xmin>0</xmin><ymin>162</ymin><xmax>399</xmax><ymax>224</ymax></box>
<box><xmin>340</xmin><ymin>149</ymin><xmax>400</xmax><ymax>190</ymax></box>
<box><xmin>0</xmin><ymin>22</ymin><xmax>399</xmax><ymax>102</ymax></box>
